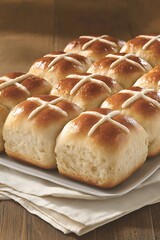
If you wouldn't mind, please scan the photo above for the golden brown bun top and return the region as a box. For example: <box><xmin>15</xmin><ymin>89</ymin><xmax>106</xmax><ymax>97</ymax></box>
<box><xmin>0</xmin><ymin>72</ymin><xmax>51</xmax><ymax>109</ymax></box>
<box><xmin>124</xmin><ymin>35</ymin><xmax>160</xmax><ymax>52</ymax></box>
<box><xmin>121</xmin><ymin>35</ymin><xmax>160</xmax><ymax>66</ymax></box>
<box><xmin>11</xmin><ymin>95</ymin><xmax>81</xmax><ymax>129</ymax></box>
<box><xmin>103</xmin><ymin>86</ymin><xmax>160</xmax><ymax>117</ymax></box>
<box><xmin>0</xmin><ymin>72</ymin><xmax>51</xmax><ymax>93</ymax></box>
<box><xmin>64</xmin><ymin>35</ymin><xmax>125</xmax><ymax>61</ymax></box>
<box><xmin>30</xmin><ymin>51</ymin><xmax>91</xmax><ymax>73</ymax></box>
<box><xmin>88</xmin><ymin>53</ymin><xmax>152</xmax><ymax>74</ymax></box>
<box><xmin>65</xmin><ymin>108</ymin><xmax>139</xmax><ymax>152</ymax></box>
<box><xmin>52</xmin><ymin>73</ymin><xmax>121</xmax><ymax>99</ymax></box>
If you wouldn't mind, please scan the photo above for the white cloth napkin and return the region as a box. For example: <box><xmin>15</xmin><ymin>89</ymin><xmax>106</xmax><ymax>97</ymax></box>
<box><xmin>0</xmin><ymin>165</ymin><xmax>160</xmax><ymax>236</ymax></box>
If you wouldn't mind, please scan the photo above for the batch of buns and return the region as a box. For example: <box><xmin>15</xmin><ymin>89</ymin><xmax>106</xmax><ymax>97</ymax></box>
<box><xmin>1</xmin><ymin>34</ymin><xmax>160</xmax><ymax>188</ymax></box>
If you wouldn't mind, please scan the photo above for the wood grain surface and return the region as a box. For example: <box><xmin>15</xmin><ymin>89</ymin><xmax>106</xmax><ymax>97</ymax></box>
<box><xmin>0</xmin><ymin>0</ymin><xmax>160</xmax><ymax>239</ymax></box>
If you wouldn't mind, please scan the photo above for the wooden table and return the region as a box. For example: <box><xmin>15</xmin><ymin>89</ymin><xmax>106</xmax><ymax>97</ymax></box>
<box><xmin>0</xmin><ymin>0</ymin><xmax>160</xmax><ymax>239</ymax></box>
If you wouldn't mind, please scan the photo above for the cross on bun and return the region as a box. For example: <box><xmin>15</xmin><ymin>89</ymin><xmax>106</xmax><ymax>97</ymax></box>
<box><xmin>134</xmin><ymin>64</ymin><xmax>160</xmax><ymax>91</ymax></box>
<box><xmin>0</xmin><ymin>72</ymin><xmax>51</xmax><ymax>110</ymax></box>
<box><xmin>64</xmin><ymin>35</ymin><xmax>125</xmax><ymax>62</ymax></box>
<box><xmin>29</xmin><ymin>51</ymin><xmax>92</xmax><ymax>86</ymax></box>
<box><xmin>101</xmin><ymin>86</ymin><xmax>160</xmax><ymax>157</ymax></box>
<box><xmin>55</xmin><ymin>108</ymin><xmax>148</xmax><ymax>188</ymax></box>
<box><xmin>121</xmin><ymin>35</ymin><xmax>160</xmax><ymax>67</ymax></box>
<box><xmin>0</xmin><ymin>104</ymin><xmax>9</xmax><ymax>152</ymax></box>
<box><xmin>50</xmin><ymin>73</ymin><xmax>122</xmax><ymax>110</ymax></box>
<box><xmin>87</xmin><ymin>53</ymin><xmax>152</xmax><ymax>88</ymax></box>
<box><xmin>3</xmin><ymin>95</ymin><xmax>81</xmax><ymax>169</ymax></box>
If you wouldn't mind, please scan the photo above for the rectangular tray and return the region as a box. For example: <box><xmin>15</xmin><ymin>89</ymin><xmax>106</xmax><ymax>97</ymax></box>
<box><xmin>0</xmin><ymin>154</ymin><xmax>160</xmax><ymax>198</ymax></box>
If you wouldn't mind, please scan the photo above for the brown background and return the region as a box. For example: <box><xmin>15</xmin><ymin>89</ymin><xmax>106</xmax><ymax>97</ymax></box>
<box><xmin>0</xmin><ymin>0</ymin><xmax>160</xmax><ymax>239</ymax></box>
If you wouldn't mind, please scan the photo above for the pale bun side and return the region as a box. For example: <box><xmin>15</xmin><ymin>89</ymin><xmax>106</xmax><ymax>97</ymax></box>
<box><xmin>0</xmin><ymin>104</ymin><xmax>9</xmax><ymax>152</ymax></box>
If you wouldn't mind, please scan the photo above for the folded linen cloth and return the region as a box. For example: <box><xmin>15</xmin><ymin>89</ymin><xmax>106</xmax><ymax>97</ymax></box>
<box><xmin>0</xmin><ymin>165</ymin><xmax>160</xmax><ymax>236</ymax></box>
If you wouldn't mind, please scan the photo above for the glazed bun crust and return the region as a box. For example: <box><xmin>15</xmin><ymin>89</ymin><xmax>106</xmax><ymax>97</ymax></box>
<box><xmin>88</xmin><ymin>53</ymin><xmax>152</xmax><ymax>88</ymax></box>
<box><xmin>101</xmin><ymin>87</ymin><xmax>160</xmax><ymax>157</ymax></box>
<box><xmin>64</xmin><ymin>35</ymin><xmax>125</xmax><ymax>62</ymax></box>
<box><xmin>13</xmin><ymin>95</ymin><xmax>80</xmax><ymax>127</ymax></box>
<box><xmin>0</xmin><ymin>72</ymin><xmax>51</xmax><ymax>110</ymax></box>
<box><xmin>3</xmin><ymin>95</ymin><xmax>81</xmax><ymax>169</ymax></box>
<box><xmin>29</xmin><ymin>51</ymin><xmax>92</xmax><ymax>86</ymax></box>
<box><xmin>134</xmin><ymin>65</ymin><xmax>160</xmax><ymax>91</ymax></box>
<box><xmin>121</xmin><ymin>35</ymin><xmax>160</xmax><ymax>67</ymax></box>
<box><xmin>55</xmin><ymin>108</ymin><xmax>148</xmax><ymax>188</ymax></box>
<box><xmin>50</xmin><ymin>73</ymin><xmax>122</xmax><ymax>110</ymax></box>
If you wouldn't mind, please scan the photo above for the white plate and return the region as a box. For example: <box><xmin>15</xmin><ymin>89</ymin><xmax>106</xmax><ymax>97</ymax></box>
<box><xmin>0</xmin><ymin>154</ymin><xmax>160</xmax><ymax>198</ymax></box>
